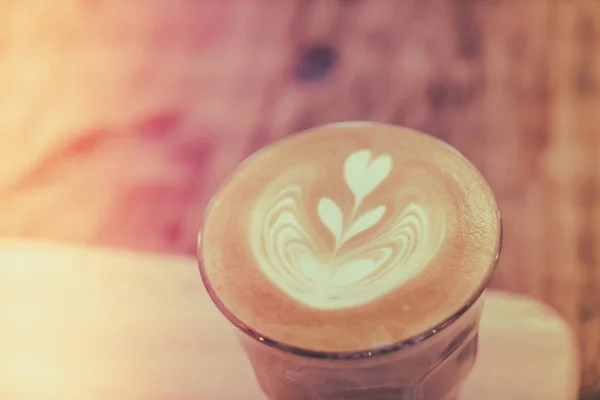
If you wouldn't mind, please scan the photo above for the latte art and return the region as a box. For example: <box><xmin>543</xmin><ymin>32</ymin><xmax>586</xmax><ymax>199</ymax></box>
<box><xmin>250</xmin><ymin>149</ymin><xmax>446</xmax><ymax>310</ymax></box>
<box><xmin>200</xmin><ymin>122</ymin><xmax>500</xmax><ymax>353</ymax></box>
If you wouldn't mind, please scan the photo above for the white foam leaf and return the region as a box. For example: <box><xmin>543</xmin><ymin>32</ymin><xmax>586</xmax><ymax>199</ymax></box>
<box><xmin>317</xmin><ymin>197</ymin><xmax>343</xmax><ymax>242</ymax></box>
<box><xmin>363</xmin><ymin>154</ymin><xmax>392</xmax><ymax>197</ymax></box>
<box><xmin>332</xmin><ymin>259</ymin><xmax>379</xmax><ymax>287</ymax></box>
<box><xmin>344</xmin><ymin>205</ymin><xmax>386</xmax><ymax>242</ymax></box>
<box><xmin>344</xmin><ymin>149</ymin><xmax>371</xmax><ymax>200</ymax></box>
<box><xmin>343</xmin><ymin>149</ymin><xmax>393</xmax><ymax>203</ymax></box>
<box><xmin>298</xmin><ymin>253</ymin><xmax>320</xmax><ymax>283</ymax></box>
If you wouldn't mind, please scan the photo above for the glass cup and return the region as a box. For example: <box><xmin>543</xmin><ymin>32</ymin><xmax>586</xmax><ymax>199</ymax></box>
<box><xmin>198</xmin><ymin>124</ymin><xmax>501</xmax><ymax>400</ymax></box>
<box><xmin>200</xmin><ymin>274</ymin><xmax>496</xmax><ymax>400</ymax></box>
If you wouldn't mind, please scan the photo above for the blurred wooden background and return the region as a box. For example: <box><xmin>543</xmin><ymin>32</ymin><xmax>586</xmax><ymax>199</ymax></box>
<box><xmin>0</xmin><ymin>0</ymin><xmax>599</xmax><ymax>397</ymax></box>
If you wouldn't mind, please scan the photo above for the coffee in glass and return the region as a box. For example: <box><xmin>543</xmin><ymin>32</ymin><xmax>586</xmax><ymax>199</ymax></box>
<box><xmin>198</xmin><ymin>122</ymin><xmax>501</xmax><ymax>399</ymax></box>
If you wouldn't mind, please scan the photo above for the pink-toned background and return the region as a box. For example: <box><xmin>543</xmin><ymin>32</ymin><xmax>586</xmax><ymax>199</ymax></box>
<box><xmin>1</xmin><ymin>1</ymin><xmax>599</xmax><ymax>397</ymax></box>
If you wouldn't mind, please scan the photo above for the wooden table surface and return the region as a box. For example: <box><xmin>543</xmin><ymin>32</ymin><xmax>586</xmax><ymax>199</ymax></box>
<box><xmin>0</xmin><ymin>240</ymin><xmax>579</xmax><ymax>399</ymax></box>
<box><xmin>1</xmin><ymin>1</ymin><xmax>599</xmax><ymax>397</ymax></box>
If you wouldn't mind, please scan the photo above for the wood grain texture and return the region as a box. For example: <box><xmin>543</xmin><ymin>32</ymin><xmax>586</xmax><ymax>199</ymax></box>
<box><xmin>0</xmin><ymin>240</ymin><xmax>580</xmax><ymax>400</ymax></box>
<box><xmin>0</xmin><ymin>0</ymin><xmax>599</xmax><ymax>397</ymax></box>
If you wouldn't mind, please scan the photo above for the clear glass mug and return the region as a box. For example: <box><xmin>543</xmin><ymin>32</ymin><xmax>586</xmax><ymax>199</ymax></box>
<box><xmin>200</xmin><ymin>272</ymin><xmax>496</xmax><ymax>400</ymax></box>
<box><xmin>197</xmin><ymin>124</ymin><xmax>502</xmax><ymax>399</ymax></box>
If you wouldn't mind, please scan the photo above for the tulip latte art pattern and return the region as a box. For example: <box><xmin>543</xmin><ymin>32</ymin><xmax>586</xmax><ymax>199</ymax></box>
<box><xmin>250</xmin><ymin>149</ymin><xmax>446</xmax><ymax>310</ymax></box>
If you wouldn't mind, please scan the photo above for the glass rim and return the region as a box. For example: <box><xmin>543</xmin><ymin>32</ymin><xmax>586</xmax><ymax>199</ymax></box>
<box><xmin>197</xmin><ymin>122</ymin><xmax>503</xmax><ymax>361</ymax></box>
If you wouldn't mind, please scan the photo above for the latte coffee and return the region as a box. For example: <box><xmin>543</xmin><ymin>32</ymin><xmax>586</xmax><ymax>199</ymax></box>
<box><xmin>199</xmin><ymin>122</ymin><xmax>501</xmax><ymax>399</ymax></box>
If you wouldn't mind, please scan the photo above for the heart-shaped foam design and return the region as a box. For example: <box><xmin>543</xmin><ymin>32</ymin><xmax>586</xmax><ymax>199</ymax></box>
<box><xmin>249</xmin><ymin>149</ymin><xmax>446</xmax><ymax>310</ymax></box>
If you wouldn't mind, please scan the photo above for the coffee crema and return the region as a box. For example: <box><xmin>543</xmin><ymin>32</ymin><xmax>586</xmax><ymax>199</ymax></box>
<box><xmin>199</xmin><ymin>123</ymin><xmax>500</xmax><ymax>353</ymax></box>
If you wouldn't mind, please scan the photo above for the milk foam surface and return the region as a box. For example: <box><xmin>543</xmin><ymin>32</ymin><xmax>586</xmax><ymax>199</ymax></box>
<box><xmin>250</xmin><ymin>148</ymin><xmax>445</xmax><ymax>310</ymax></box>
<box><xmin>200</xmin><ymin>123</ymin><xmax>500</xmax><ymax>353</ymax></box>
